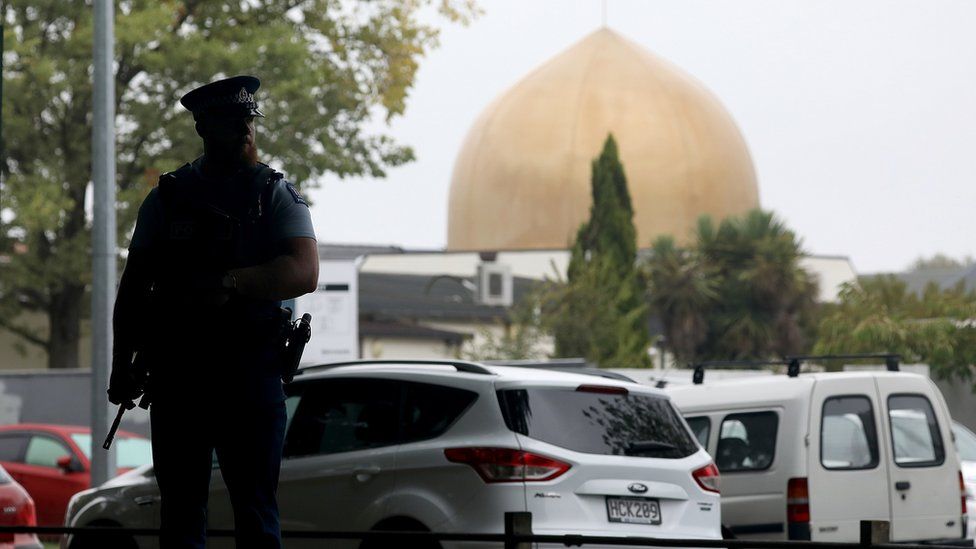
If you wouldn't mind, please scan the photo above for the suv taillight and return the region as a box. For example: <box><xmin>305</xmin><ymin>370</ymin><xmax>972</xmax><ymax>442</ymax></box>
<box><xmin>692</xmin><ymin>463</ymin><xmax>720</xmax><ymax>493</ymax></box>
<box><xmin>787</xmin><ymin>477</ymin><xmax>811</xmax><ymax>540</ymax></box>
<box><xmin>444</xmin><ymin>447</ymin><xmax>571</xmax><ymax>483</ymax></box>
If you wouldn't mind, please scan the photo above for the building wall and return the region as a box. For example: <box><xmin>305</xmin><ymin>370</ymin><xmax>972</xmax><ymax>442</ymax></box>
<box><xmin>360</xmin><ymin>337</ymin><xmax>461</xmax><ymax>360</ymax></box>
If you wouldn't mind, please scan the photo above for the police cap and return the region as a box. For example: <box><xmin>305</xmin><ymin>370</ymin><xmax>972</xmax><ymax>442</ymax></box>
<box><xmin>180</xmin><ymin>75</ymin><xmax>265</xmax><ymax>120</ymax></box>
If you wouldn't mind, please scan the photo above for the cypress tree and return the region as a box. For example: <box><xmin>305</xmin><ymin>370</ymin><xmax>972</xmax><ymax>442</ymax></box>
<box><xmin>555</xmin><ymin>134</ymin><xmax>651</xmax><ymax>367</ymax></box>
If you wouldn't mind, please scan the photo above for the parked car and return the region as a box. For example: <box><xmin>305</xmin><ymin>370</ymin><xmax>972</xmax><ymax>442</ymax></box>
<box><xmin>0</xmin><ymin>463</ymin><xmax>42</xmax><ymax>549</ymax></box>
<box><xmin>952</xmin><ymin>421</ymin><xmax>976</xmax><ymax>539</ymax></box>
<box><xmin>65</xmin><ymin>359</ymin><xmax>721</xmax><ymax>548</ymax></box>
<box><xmin>669</xmin><ymin>370</ymin><xmax>969</xmax><ymax>544</ymax></box>
<box><xmin>0</xmin><ymin>424</ymin><xmax>152</xmax><ymax>527</ymax></box>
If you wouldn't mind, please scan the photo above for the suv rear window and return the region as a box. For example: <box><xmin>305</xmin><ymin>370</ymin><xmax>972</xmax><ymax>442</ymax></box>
<box><xmin>497</xmin><ymin>387</ymin><xmax>698</xmax><ymax>458</ymax></box>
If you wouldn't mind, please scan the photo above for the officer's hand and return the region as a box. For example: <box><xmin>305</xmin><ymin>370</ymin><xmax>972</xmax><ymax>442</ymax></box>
<box><xmin>108</xmin><ymin>356</ymin><xmax>145</xmax><ymax>405</ymax></box>
<box><xmin>195</xmin><ymin>272</ymin><xmax>232</xmax><ymax>308</ymax></box>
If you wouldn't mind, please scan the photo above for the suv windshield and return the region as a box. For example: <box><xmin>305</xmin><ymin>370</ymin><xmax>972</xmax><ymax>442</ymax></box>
<box><xmin>497</xmin><ymin>387</ymin><xmax>698</xmax><ymax>458</ymax></box>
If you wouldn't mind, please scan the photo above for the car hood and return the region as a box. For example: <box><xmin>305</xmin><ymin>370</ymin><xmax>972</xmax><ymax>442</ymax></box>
<box><xmin>99</xmin><ymin>464</ymin><xmax>154</xmax><ymax>489</ymax></box>
<box><xmin>959</xmin><ymin>461</ymin><xmax>976</xmax><ymax>484</ymax></box>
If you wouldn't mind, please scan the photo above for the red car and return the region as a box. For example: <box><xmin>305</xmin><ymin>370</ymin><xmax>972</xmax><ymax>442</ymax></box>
<box><xmin>0</xmin><ymin>424</ymin><xmax>151</xmax><ymax>527</ymax></box>
<box><xmin>0</xmin><ymin>463</ymin><xmax>41</xmax><ymax>548</ymax></box>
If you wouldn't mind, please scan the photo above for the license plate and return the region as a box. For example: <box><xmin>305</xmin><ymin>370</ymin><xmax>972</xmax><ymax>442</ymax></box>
<box><xmin>606</xmin><ymin>496</ymin><xmax>662</xmax><ymax>525</ymax></box>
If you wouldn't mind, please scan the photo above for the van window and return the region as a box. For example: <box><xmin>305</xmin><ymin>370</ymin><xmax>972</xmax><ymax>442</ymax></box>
<box><xmin>821</xmin><ymin>395</ymin><xmax>879</xmax><ymax>470</ymax></box>
<box><xmin>685</xmin><ymin>417</ymin><xmax>710</xmax><ymax>448</ymax></box>
<box><xmin>717</xmin><ymin>412</ymin><xmax>777</xmax><ymax>472</ymax></box>
<box><xmin>888</xmin><ymin>394</ymin><xmax>945</xmax><ymax>468</ymax></box>
<box><xmin>497</xmin><ymin>388</ymin><xmax>698</xmax><ymax>458</ymax></box>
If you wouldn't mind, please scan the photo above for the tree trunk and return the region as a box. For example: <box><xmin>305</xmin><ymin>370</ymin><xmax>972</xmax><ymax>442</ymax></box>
<box><xmin>47</xmin><ymin>285</ymin><xmax>84</xmax><ymax>369</ymax></box>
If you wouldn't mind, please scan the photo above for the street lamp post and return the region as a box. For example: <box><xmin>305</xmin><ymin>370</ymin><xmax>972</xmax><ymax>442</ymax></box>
<box><xmin>91</xmin><ymin>0</ymin><xmax>117</xmax><ymax>488</ymax></box>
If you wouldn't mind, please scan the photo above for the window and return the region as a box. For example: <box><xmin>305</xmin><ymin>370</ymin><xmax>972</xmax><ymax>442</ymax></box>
<box><xmin>401</xmin><ymin>382</ymin><xmax>477</xmax><ymax>443</ymax></box>
<box><xmin>821</xmin><ymin>396</ymin><xmax>879</xmax><ymax>470</ymax></box>
<box><xmin>284</xmin><ymin>379</ymin><xmax>401</xmax><ymax>458</ymax></box>
<box><xmin>71</xmin><ymin>434</ymin><xmax>152</xmax><ymax>469</ymax></box>
<box><xmin>889</xmin><ymin>394</ymin><xmax>945</xmax><ymax>467</ymax></box>
<box><xmin>716</xmin><ymin>412</ymin><xmax>778</xmax><ymax>472</ymax></box>
<box><xmin>685</xmin><ymin>417</ymin><xmax>711</xmax><ymax>448</ymax></box>
<box><xmin>0</xmin><ymin>435</ymin><xmax>27</xmax><ymax>462</ymax></box>
<box><xmin>25</xmin><ymin>436</ymin><xmax>71</xmax><ymax>468</ymax></box>
<box><xmin>497</xmin><ymin>388</ymin><xmax>698</xmax><ymax>458</ymax></box>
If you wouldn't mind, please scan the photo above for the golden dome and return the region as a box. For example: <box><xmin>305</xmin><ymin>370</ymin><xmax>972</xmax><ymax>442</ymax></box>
<box><xmin>447</xmin><ymin>28</ymin><xmax>759</xmax><ymax>250</ymax></box>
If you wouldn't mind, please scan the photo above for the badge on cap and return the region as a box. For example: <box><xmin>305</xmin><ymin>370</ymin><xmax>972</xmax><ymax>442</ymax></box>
<box><xmin>180</xmin><ymin>75</ymin><xmax>265</xmax><ymax>120</ymax></box>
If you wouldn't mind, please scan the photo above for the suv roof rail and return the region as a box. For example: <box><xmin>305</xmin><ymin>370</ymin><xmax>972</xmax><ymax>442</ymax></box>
<box><xmin>784</xmin><ymin>353</ymin><xmax>900</xmax><ymax>376</ymax></box>
<box><xmin>296</xmin><ymin>359</ymin><xmax>495</xmax><ymax>377</ymax></box>
<box><xmin>484</xmin><ymin>358</ymin><xmax>588</xmax><ymax>368</ymax></box>
<box><xmin>483</xmin><ymin>358</ymin><xmax>638</xmax><ymax>383</ymax></box>
<box><xmin>690</xmin><ymin>359</ymin><xmax>788</xmax><ymax>385</ymax></box>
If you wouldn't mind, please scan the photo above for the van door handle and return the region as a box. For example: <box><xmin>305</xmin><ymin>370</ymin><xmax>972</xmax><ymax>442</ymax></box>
<box><xmin>354</xmin><ymin>466</ymin><xmax>381</xmax><ymax>482</ymax></box>
<box><xmin>895</xmin><ymin>481</ymin><xmax>911</xmax><ymax>491</ymax></box>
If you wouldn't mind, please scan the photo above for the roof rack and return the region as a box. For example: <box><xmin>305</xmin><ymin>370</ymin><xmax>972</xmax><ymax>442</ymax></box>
<box><xmin>784</xmin><ymin>353</ymin><xmax>900</xmax><ymax>377</ymax></box>
<box><xmin>690</xmin><ymin>359</ymin><xmax>788</xmax><ymax>385</ymax></box>
<box><xmin>689</xmin><ymin>353</ymin><xmax>902</xmax><ymax>384</ymax></box>
<box><xmin>296</xmin><ymin>359</ymin><xmax>495</xmax><ymax>377</ymax></box>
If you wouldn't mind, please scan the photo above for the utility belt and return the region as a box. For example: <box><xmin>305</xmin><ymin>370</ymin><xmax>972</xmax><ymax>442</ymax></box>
<box><xmin>141</xmin><ymin>303</ymin><xmax>312</xmax><ymax>383</ymax></box>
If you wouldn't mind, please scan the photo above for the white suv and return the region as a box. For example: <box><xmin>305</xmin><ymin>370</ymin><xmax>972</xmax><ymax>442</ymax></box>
<box><xmin>65</xmin><ymin>360</ymin><xmax>721</xmax><ymax>548</ymax></box>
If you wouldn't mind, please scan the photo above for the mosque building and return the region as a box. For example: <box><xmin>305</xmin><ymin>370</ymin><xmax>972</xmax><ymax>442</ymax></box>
<box><xmin>447</xmin><ymin>28</ymin><xmax>760</xmax><ymax>251</ymax></box>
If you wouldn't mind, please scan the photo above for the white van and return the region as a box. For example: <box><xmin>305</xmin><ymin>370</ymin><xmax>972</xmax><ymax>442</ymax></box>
<box><xmin>668</xmin><ymin>369</ymin><xmax>969</xmax><ymax>544</ymax></box>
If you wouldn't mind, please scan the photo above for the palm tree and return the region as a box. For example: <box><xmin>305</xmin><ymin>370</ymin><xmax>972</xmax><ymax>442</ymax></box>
<box><xmin>644</xmin><ymin>236</ymin><xmax>716</xmax><ymax>364</ymax></box>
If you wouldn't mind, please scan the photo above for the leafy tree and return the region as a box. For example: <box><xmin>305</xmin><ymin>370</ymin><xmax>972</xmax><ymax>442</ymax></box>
<box><xmin>0</xmin><ymin>0</ymin><xmax>477</xmax><ymax>368</ymax></box>
<box><xmin>645</xmin><ymin>210</ymin><xmax>819</xmax><ymax>363</ymax></box>
<box><xmin>908</xmin><ymin>253</ymin><xmax>975</xmax><ymax>272</ymax></box>
<box><xmin>814</xmin><ymin>276</ymin><xmax>976</xmax><ymax>384</ymax></box>
<box><xmin>462</xmin><ymin>297</ymin><xmax>548</xmax><ymax>361</ymax></box>
<box><xmin>553</xmin><ymin>134</ymin><xmax>650</xmax><ymax>367</ymax></box>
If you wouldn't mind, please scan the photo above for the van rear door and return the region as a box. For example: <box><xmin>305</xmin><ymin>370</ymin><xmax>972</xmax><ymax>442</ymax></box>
<box><xmin>875</xmin><ymin>376</ymin><xmax>962</xmax><ymax>542</ymax></box>
<box><xmin>808</xmin><ymin>377</ymin><xmax>891</xmax><ymax>541</ymax></box>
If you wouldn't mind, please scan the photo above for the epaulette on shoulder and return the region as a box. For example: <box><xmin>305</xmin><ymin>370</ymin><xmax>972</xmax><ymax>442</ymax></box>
<box><xmin>255</xmin><ymin>162</ymin><xmax>284</xmax><ymax>185</ymax></box>
<box><xmin>157</xmin><ymin>163</ymin><xmax>193</xmax><ymax>189</ymax></box>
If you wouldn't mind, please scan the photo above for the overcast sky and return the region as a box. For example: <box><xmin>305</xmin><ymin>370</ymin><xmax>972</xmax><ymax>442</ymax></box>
<box><xmin>305</xmin><ymin>0</ymin><xmax>976</xmax><ymax>274</ymax></box>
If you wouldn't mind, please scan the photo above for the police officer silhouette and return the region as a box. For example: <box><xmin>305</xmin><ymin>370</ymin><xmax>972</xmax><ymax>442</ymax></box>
<box><xmin>109</xmin><ymin>75</ymin><xmax>319</xmax><ymax>548</ymax></box>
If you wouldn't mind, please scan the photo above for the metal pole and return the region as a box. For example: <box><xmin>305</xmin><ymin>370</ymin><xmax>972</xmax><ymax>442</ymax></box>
<box><xmin>91</xmin><ymin>0</ymin><xmax>117</xmax><ymax>488</ymax></box>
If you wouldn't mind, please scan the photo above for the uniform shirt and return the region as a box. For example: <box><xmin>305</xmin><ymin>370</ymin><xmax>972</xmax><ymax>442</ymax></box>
<box><xmin>130</xmin><ymin>157</ymin><xmax>316</xmax><ymax>251</ymax></box>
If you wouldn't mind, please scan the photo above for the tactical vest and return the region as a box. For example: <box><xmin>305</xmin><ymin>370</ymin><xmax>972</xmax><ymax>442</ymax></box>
<box><xmin>153</xmin><ymin>161</ymin><xmax>283</xmax><ymax>329</ymax></box>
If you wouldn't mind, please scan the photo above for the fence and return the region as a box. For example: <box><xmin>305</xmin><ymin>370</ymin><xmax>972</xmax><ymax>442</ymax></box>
<box><xmin>2</xmin><ymin>515</ymin><xmax>971</xmax><ymax>549</ymax></box>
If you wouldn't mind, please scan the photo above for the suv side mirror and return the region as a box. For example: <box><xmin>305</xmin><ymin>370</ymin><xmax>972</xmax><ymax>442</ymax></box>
<box><xmin>56</xmin><ymin>455</ymin><xmax>83</xmax><ymax>474</ymax></box>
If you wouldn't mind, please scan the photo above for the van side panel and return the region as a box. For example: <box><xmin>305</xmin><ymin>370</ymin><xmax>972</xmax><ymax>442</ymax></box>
<box><xmin>807</xmin><ymin>377</ymin><xmax>891</xmax><ymax>541</ymax></box>
<box><xmin>710</xmin><ymin>405</ymin><xmax>806</xmax><ymax>541</ymax></box>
